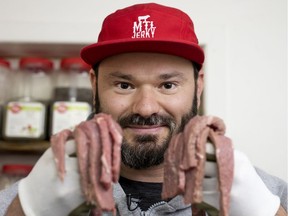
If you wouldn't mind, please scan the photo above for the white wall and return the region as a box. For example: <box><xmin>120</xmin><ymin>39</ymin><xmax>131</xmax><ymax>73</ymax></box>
<box><xmin>0</xmin><ymin>0</ymin><xmax>287</xmax><ymax>181</ymax></box>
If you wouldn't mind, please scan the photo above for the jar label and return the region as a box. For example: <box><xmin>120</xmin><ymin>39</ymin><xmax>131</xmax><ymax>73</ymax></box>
<box><xmin>51</xmin><ymin>101</ymin><xmax>91</xmax><ymax>135</ymax></box>
<box><xmin>4</xmin><ymin>102</ymin><xmax>45</xmax><ymax>138</ymax></box>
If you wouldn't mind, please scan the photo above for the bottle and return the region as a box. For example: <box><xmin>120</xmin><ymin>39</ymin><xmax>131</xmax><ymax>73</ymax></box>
<box><xmin>0</xmin><ymin>164</ymin><xmax>33</xmax><ymax>189</ymax></box>
<box><xmin>50</xmin><ymin>57</ymin><xmax>92</xmax><ymax>135</ymax></box>
<box><xmin>0</xmin><ymin>58</ymin><xmax>11</xmax><ymax>140</ymax></box>
<box><xmin>2</xmin><ymin>57</ymin><xmax>54</xmax><ymax>141</ymax></box>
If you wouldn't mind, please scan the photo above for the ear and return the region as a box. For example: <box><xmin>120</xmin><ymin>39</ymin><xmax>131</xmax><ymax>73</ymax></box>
<box><xmin>89</xmin><ymin>69</ymin><xmax>97</xmax><ymax>109</ymax></box>
<box><xmin>196</xmin><ymin>69</ymin><xmax>204</xmax><ymax>109</ymax></box>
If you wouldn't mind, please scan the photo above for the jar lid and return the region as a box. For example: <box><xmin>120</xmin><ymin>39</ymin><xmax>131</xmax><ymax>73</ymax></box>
<box><xmin>0</xmin><ymin>58</ymin><xmax>10</xmax><ymax>68</ymax></box>
<box><xmin>20</xmin><ymin>57</ymin><xmax>53</xmax><ymax>72</ymax></box>
<box><xmin>2</xmin><ymin>164</ymin><xmax>33</xmax><ymax>175</ymax></box>
<box><xmin>60</xmin><ymin>57</ymin><xmax>90</xmax><ymax>72</ymax></box>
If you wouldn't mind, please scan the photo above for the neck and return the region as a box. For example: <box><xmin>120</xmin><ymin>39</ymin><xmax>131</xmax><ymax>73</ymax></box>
<box><xmin>120</xmin><ymin>163</ymin><xmax>164</xmax><ymax>183</ymax></box>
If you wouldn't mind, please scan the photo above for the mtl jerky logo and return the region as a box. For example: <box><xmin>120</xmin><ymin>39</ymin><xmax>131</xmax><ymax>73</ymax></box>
<box><xmin>132</xmin><ymin>15</ymin><xmax>156</xmax><ymax>39</ymax></box>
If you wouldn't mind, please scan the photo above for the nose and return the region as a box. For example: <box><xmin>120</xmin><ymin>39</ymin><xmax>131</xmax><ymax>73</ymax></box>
<box><xmin>132</xmin><ymin>87</ymin><xmax>160</xmax><ymax>117</ymax></box>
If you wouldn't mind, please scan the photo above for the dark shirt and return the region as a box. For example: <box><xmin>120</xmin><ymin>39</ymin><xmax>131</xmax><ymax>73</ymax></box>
<box><xmin>119</xmin><ymin>176</ymin><xmax>164</xmax><ymax>211</ymax></box>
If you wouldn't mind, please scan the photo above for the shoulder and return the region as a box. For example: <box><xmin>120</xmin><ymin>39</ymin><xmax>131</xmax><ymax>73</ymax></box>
<box><xmin>255</xmin><ymin>167</ymin><xmax>287</xmax><ymax>211</ymax></box>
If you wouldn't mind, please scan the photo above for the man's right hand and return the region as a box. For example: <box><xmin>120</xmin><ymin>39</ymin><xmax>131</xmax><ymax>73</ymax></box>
<box><xmin>18</xmin><ymin>140</ymin><xmax>84</xmax><ymax>216</ymax></box>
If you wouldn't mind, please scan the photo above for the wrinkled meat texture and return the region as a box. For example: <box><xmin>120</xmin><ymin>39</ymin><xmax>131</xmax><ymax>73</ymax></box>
<box><xmin>162</xmin><ymin>133</ymin><xmax>185</xmax><ymax>198</ymax></box>
<box><xmin>209</xmin><ymin>130</ymin><xmax>233</xmax><ymax>216</ymax></box>
<box><xmin>162</xmin><ymin>115</ymin><xmax>234</xmax><ymax>216</ymax></box>
<box><xmin>50</xmin><ymin>113</ymin><xmax>123</xmax><ymax>215</ymax></box>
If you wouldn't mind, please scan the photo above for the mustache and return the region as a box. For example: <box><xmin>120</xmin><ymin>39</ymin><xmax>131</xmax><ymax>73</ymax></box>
<box><xmin>118</xmin><ymin>114</ymin><xmax>176</xmax><ymax>131</ymax></box>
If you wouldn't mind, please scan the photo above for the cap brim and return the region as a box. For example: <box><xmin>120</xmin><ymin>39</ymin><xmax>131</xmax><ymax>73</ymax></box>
<box><xmin>80</xmin><ymin>39</ymin><xmax>204</xmax><ymax>70</ymax></box>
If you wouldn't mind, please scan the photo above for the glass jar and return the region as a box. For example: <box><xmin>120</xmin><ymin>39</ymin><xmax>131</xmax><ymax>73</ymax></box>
<box><xmin>53</xmin><ymin>57</ymin><xmax>92</xmax><ymax>103</ymax></box>
<box><xmin>50</xmin><ymin>57</ymin><xmax>92</xmax><ymax>135</ymax></box>
<box><xmin>0</xmin><ymin>164</ymin><xmax>33</xmax><ymax>190</ymax></box>
<box><xmin>18</xmin><ymin>57</ymin><xmax>54</xmax><ymax>102</ymax></box>
<box><xmin>2</xmin><ymin>57</ymin><xmax>54</xmax><ymax>141</ymax></box>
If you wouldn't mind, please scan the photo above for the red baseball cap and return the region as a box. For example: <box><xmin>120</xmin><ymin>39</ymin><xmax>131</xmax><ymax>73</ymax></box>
<box><xmin>81</xmin><ymin>3</ymin><xmax>204</xmax><ymax>70</ymax></box>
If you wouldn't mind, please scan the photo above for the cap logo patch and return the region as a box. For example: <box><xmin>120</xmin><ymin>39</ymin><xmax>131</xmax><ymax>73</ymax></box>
<box><xmin>132</xmin><ymin>15</ymin><xmax>156</xmax><ymax>39</ymax></box>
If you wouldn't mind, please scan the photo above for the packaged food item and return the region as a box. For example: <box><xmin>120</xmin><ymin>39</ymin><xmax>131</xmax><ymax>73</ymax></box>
<box><xmin>50</xmin><ymin>57</ymin><xmax>92</xmax><ymax>135</ymax></box>
<box><xmin>0</xmin><ymin>164</ymin><xmax>33</xmax><ymax>190</ymax></box>
<box><xmin>0</xmin><ymin>58</ymin><xmax>11</xmax><ymax>140</ymax></box>
<box><xmin>2</xmin><ymin>57</ymin><xmax>54</xmax><ymax>140</ymax></box>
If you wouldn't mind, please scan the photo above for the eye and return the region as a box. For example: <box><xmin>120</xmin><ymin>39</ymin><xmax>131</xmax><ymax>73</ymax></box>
<box><xmin>116</xmin><ymin>82</ymin><xmax>133</xmax><ymax>90</ymax></box>
<box><xmin>161</xmin><ymin>82</ymin><xmax>176</xmax><ymax>90</ymax></box>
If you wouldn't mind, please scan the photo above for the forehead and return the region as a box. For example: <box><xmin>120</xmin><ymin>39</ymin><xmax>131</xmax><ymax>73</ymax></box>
<box><xmin>98</xmin><ymin>52</ymin><xmax>194</xmax><ymax>77</ymax></box>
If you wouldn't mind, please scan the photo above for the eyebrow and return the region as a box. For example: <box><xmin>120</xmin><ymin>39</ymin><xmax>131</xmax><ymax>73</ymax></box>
<box><xmin>108</xmin><ymin>71</ymin><xmax>133</xmax><ymax>80</ymax></box>
<box><xmin>158</xmin><ymin>71</ymin><xmax>185</xmax><ymax>80</ymax></box>
<box><xmin>108</xmin><ymin>71</ymin><xmax>185</xmax><ymax>81</ymax></box>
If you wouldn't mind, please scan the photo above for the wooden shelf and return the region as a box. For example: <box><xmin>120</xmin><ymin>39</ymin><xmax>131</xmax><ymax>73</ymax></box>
<box><xmin>0</xmin><ymin>140</ymin><xmax>50</xmax><ymax>154</ymax></box>
<box><xmin>0</xmin><ymin>42</ymin><xmax>88</xmax><ymax>58</ymax></box>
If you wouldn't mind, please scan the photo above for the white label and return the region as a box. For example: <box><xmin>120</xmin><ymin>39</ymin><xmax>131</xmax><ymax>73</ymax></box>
<box><xmin>4</xmin><ymin>102</ymin><xmax>45</xmax><ymax>138</ymax></box>
<box><xmin>51</xmin><ymin>101</ymin><xmax>91</xmax><ymax>135</ymax></box>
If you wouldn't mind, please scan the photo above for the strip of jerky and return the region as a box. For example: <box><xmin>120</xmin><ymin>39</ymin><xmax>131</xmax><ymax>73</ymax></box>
<box><xmin>162</xmin><ymin>133</ymin><xmax>181</xmax><ymax>199</ymax></box>
<box><xmin>74</xmin><ymin>123</ymin><xmax>91</xmax><ymax>202</ymax></box>
<box><xmin>96</xmin><ymin>117</ymin><xmax>113</xmax><ymax>190</ymax></box>
<box><xmin>207</xmin><ymin>116</ymin><xmax>226</xmax><ymax>136</ymax></box>
<box><xmin>182</xmin><ymin>116</ymin><xmax>200</xmax><ymax>169</ymax></box>
<box><xmin>105</xmin><ymin>114</ymin><xmax>123</xmax><ymax>183</ymax></box>
<box><xmin>182</xmin><ymin>116</ymin><xmax>211</xmax><ymax>170</ymax></box>
<box><xmin>191</xmin><ymin>127</ymin><xmax>209</xmax><ymax>204</ymax></box>
<box><xmin>177</xmin><ymin>134</ymin><xmax>186</xmax><ymax>194</ymax></box>
<box><xmin>209</xmin><ymin>130</ymin><xmax>233</xmax><ymax>216</ymax></box>
<box><xmin>182</xmin><ymin>116</ymin><xmax>208</xmax><ymax>204</ymax></box>
<box><xmin>51</xmin><ymin>129</ymin><xmax>73</xmax><ymax>181</ymax></box>
<box><xmin>85</xmin><ymin>120</ymin><xmax>115</xmax><ymax>213</ymax></box>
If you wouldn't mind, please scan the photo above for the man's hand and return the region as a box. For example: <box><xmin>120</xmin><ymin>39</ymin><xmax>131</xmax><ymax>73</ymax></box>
<box><xmin>203</xmin><ymin>149</ymin><xmax>281</xmax><ymax>216</ymax></box>
<box><xmin>18</xmin><ymin>140</ymin><xmax>84</xmax><ymax>216</ymax></box>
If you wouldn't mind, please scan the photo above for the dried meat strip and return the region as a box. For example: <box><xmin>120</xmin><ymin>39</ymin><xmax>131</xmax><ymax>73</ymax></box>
<box><xmin>162</xmin><ymin>115</ymin><xmax>234</xmax><ymax>216</ymax></box>
<box><xmin>106</xmin><ymin>115</ymin><xmax>123</xmax><ymax>182</ymax></box>
<box><xmin>162</xmin><ymin>133</ymin><xmax>185</xmax><ymax>199</ymax></box>
<box><xmin>209</xmin><ymin>130</ymin><xmax>233</xmax><ymax>216</ymax></box>
<box><xmin>96</xmin><ymin>117</ymin><xmax>113</xmax><ymax>190</ymax></box>
<box><xmin>177</xmin><ymin>134</ymin><xmax>186</xmax><ymax>194</ymax></box>
<box><xmin>182</xmin><ymin>116</ymin><xmax>203</xmax><ymax>169</ymax></box>
<box><xmin>74</xmin><ymin>123</ymin><xmax>91</xmax><ymax>202</ymax></box>
<box><xmin>162</xmin><ymin>133</ymin><xmax>178</xmax><ymax>199</ymax></box>
<box><xmin>191</xmin><ymin>127</ymin><xmax>209</xmax><ymax>204</ymax></box>
<box><xmin>85</xmin><ymin>119</ymin><xmax>115</xmax><ymax>213</ymax></box>
<box><xmin>50</xmin><ymin>113</ymin><xmax>123</xmax><ymax>215</ymax></box>
<box><xmin>51</xmin><ymin>129</ymin><xmax>73</xmax><ymax>181</ymax></box>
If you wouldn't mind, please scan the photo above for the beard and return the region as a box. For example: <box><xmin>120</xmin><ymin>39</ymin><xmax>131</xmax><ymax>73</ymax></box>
<box><xmin>95</xmin><ymin>91</ymin><xmax>198</xmax><ymax>169</ymax></box>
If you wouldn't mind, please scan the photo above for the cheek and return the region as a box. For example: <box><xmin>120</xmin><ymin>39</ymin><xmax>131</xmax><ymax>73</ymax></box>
<box><xmin>98</xmin><ymin>92</ymin><xmax>129</xmax><ymax>119</ymax></box>
<box><xmin>164</xmin><ymin>91</ymin><xmax>194</xmax><ymax>121</ymax></box>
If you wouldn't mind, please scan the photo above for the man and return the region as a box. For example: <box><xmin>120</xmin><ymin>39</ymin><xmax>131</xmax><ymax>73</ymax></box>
<box><xmin>1</xmin><ymin>3</ymin><xmax>287</xmax><ymax>216</ymax></box>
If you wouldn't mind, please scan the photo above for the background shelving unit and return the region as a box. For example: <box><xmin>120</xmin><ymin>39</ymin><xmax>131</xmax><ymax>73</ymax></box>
<box><xmin>0</xmin><ymin>42</ymin><xmax>88</xmax><ymax>167</ymax></box>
